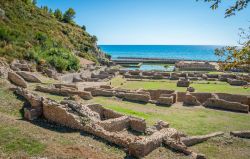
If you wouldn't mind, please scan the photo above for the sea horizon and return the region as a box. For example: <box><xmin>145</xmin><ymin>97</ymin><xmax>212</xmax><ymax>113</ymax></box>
<box><xmin>99</xmin><ymin>45</ymin><xmax>225</xmax><ymax>61</ymax></box>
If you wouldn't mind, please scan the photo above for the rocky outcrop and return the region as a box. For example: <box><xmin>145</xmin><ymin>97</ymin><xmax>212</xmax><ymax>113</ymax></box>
<box><xmin>181</xmin><ymin>132</ymin><xmax>224</xmax><ymax>146</ymax></box>
<box><xmin>8</xmin><ymin>72</ymin><xmax>27</xmax><ymax>88</ymax></box>
<box><xmin>15</xmin><ymin>88</ymin><xmax>43</xmax><ymax>120</ymax></box>
<box><xmin>16</xmin><ymin>71</ymin><xmax>42</xmax><ymax>83</ymax></box>
<box><xmin>230</xmin><ymin>131</ymin><xmax>250</xmax><ymax>139</ymax></box>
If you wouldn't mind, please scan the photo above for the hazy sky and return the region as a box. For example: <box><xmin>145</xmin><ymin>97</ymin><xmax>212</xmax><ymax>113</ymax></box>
<box><xmin>37</xmin><ymin>0</ymin><xmax>250</xmax><ymax>45</ymax></box>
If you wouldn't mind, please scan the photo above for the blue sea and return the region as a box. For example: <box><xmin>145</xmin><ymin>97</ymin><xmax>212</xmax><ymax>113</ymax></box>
<box><xmin>99</xmin><ymin>45</ymin><xmax>223</xmax><ymax>61</ymax></box>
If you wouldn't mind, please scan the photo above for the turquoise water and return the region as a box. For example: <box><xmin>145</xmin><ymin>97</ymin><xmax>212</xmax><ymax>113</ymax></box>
<box><xmin>123</xmin><ymin>64</ymin><xmax>175</xmax><ymax>71</ymax></box>
<box><xmin>99</xmin><ymin>45</ymin><xmax>223</xmax><ymax>61</ymax></box>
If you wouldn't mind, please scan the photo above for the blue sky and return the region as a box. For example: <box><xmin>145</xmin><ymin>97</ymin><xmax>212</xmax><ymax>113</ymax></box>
<box><xmin>37</xmin><ymin>0</ymin><xmax>250</xmax><ymax>45</ymax></box>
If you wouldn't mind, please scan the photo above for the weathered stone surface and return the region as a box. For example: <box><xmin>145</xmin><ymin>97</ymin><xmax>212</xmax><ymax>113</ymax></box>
<box><xmin>24</xmin><ymin>108</ymin><xmax>40</xmax><ymax>121</ymax></box>
<box><xmin>227</xmin><ymin>78</ymin><xmax>247</xmax><ymax>86</ymax></box>
<box><xmin>187</xmin><ymin>87</ymin><xmax>195</xmax><ymax>92</ymax></box>
<box><xmin>183</xmin><ymin>94</ymin><xmax>201</xmax><ymax>106</ymax></box>
<box><xmin>42</xmin><ymin>99</ymin><xmax>83</xmax><ymax>129</ymax></box>
<box><xmin>129</xmin><ymin>128</ymin><xmax>178</xmax><ymax>158</ymax></box>
<box><xmin>91</xmin><ymin>89</ymin><xmax>115</xmax><ymax>97</ymax></box>
<box><xmin>204</xmin><ymin>98</ymin><xmax>249</xmax><ymax>113</ymax></box>
<box><xmin>129</xmin><ymin>117</ymin><xmax>146</xmax><ymax>133</ymax></box>
<box><xmin>15</xmin><ymin>88</ymin><xmax>43</xmax><ymax>120</ymax></box>
<box><xmin>123</xmin><ymin>92</ymin><xmax>150</xmax><ymax>103</ymax></box>
<box><xmin>36</xmin><ymin>85</ymin><xmax>92</xmax><ymax>100</ymax></box>
<box><xmin>10</xmin><ymin>60</ymin><xmax>30</xmax><ymax>71</ymax></box>
<box><xmin>100</xmin><ymin>85</ymin><xmax>112</xmax><ymax>89</ymax></box>
<box><xmin>16</xmin><ymin>71</ymin><xmax>42</xmax><ymax>83</ymax></box>
<box><xmin>177</xmin><ymin>80</ymin><xmax>190</xmax><ymax>87</ymax></box>
<box><xmin>230</xmin><ymin>131</ymin><xmax>250</xmax><ymax>139</ymax></box>
<box><xmin>154</xmin><ymin>120</ymin><xmax>170</xmax><ymax>130</ymax></box>
<box><xmin>97</xmin><ymin>116</ymin><xmax>130</xmax><ymax>132</ymax></box>
<box><xmin>8</xmin><ymin>72</ymin><xmax>27</xmax><ymax>88</ymax></box>
<box><xmin>157</xmin><ymin>96</ymin><xmax>173</xmax><ymax>106</ymax></box>
<box><xmin>44</xmin><ymin>68</ymin><xmax>57</xmax><ymax>78</ymax></box>
<box><xmin>181</xmin><ymin>132</ymin><xmax>224</xmax><ymax>146</ymax></box>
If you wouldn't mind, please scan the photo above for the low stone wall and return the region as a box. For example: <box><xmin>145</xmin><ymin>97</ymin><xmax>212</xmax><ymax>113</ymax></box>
<box><xmin>36</xmin><ymin>85</ymin><xmax>92</xmax><ymax>100</ymax></box>
<box><xmin>204</xmin><ymin>98</ymin><xmax>249</xmax><ymax>113</ymax></box>
<box><xmin>147</xmin><ymin>90</ymin><xmax>175</xmax><ymax>100</ymax></box>
<box><xmin>97</xmin><ymin>116</ymin><xmax>130</xmax><ymax>132</ymax></box>
<box><xmin>190</xmin><ymin>92</ymin><xmax>213</xmax><ymax>104</ymax></box>
<box><xmin>91</xmin><ymin>89</ymin><xmax>115</xmax><ymax>97</ymax></box>
<box><xmin>123</xmin><ymin>92</ymin><xmax>150</xmax><ymax>103</ymax></box>
<box><xmin>176</xmin><ymin>92</ymin><xmax>186</xmax><ymax>102</ymax></box>
<box><xmin>42</xmin><ymin>99</ymin><xmax>83</xmax><ymax>129</ymax></box>
<box><xmin>215</xmin><ymin>93</ymin><xmax>249</xmax><ymax>106</ymax></box>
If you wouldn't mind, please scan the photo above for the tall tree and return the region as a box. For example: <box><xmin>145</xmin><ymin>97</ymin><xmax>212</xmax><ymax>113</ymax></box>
<box><xmin>54</xmin><ymin>9</ymin><xmax>63</xmax><ymax>21</ymax></box>
<box><xmin>63</xmin><ymin>8</ymin><xmax>76</xmax><ymax>23</ymax></box>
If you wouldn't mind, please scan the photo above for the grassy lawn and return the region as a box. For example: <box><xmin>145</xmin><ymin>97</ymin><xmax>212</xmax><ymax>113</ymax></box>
<box><xmin>0</xmin><ymin>125</ymin><xmax>46</xmax><ymax>157</ymax></box>
<box><xmin>92</xmin><ymin>97</ymin><xmax>250</xmax><ymax>136</ymax></box>
<box><xmin>91</xmin><ymin>96</ymin><xmax>250</xmax><ymax>158</ymax></box>
<box><xmin>110</xmin><ymin>76</ymin><xmax>250</xmax><ymax>95</ymax></box>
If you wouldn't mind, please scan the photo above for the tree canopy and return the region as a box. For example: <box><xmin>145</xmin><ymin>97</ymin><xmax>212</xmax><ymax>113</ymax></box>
<box><xmin>201</xmin><ymin>0</ymin><xmax>250</xmax><ymax>71</ymax></box>
<box><xmin>200</xmin><ymin>0</ymin><xmax>250</xmax><ymax>17</ymax></box>
<box><xmin>63</xmin><ymin>8</ymin><xmax>76</xmax><ymax>23</ymax></box>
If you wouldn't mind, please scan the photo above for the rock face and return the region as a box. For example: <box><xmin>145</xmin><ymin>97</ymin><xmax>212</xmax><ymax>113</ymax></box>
<box><xmin>181</xmin><ymin>132</ymin><xmax>224</xmax><ymax>146</ymax></box>
<box><xmin>204</xmin><ymin>98</ymin><xmax>249</xmax><ymax>113</ymax></box>
<box><xmin>227</xmin><ymin>78</ymin><xmax>247</xmax><ymax>86</ymax></box>
<box><xmin>183</xmin><ymin>94</ymin><xmax>201</xmax><ymax>106</ymax></box>
<box><xmin>8</xmin><ymin>72</ymin><xmax>27</xmax><ymax>88</ymax></box>
<box><xmin>230</xmin><ymin>131</ymin><xmax>250</xmax><ymax>139</ymax></box>
<box><xmin>177</xmin><ymin>79</ymin><xmax>190</xmax><ymax>87</ymax></box>
<box><xmin>16</xmin><ymin>71</ymin><xmax>42</xmax><ymax>83</ymax></box>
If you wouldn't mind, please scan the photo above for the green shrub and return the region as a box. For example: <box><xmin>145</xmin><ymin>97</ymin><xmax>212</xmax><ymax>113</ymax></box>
<box><xmin>0</xmin><ymin>28</ymin><xmax>14</xmax><ymax>43</ymax></box>
<box><xmin>31</xmin><ymin>48</ymin><xmax>80</xmax><ymax>72</ymax></box>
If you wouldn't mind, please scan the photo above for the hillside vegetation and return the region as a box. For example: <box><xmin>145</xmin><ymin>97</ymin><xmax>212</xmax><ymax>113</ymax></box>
<box><xmin>0</xmin><ymin>0</ymin><xmax>107</xmax><ymax>71</ymax></box>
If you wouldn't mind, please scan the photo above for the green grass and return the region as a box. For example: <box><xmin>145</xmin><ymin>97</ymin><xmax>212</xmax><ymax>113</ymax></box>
<box><xmin>0</xmin><ymin>125</ymin><xmax>45</xmax><ymax>156</ymax></box>
<box><xmin>0</xmin><ymin>80</ymin><xmax>23</xmax><ymax>117</ymax></box>
<box><xmin>92</xmin><ymin>97</ymin><xmax>250</xmax><ymax>136</ymax></box>
<box><xmin>111</xmin><ymin>76</ymin><xmax>250</xmax><ymax>95</ymax></box>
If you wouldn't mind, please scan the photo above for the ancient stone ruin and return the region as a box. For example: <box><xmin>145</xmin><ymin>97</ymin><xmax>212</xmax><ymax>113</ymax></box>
<box><xmin>16</xmin><ymin>87</ymin><xmax>215</xmax><ymax>158</ymax></box>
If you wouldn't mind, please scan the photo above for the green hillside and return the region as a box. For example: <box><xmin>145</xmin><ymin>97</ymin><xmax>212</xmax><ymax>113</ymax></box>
<box><xmin>0</xmin><ymin>0</ymin><xmax>107</xmax><ymax>71</ymax></box>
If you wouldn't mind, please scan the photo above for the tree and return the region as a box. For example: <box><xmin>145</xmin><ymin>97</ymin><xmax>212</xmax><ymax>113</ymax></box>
<box><xmin>199</xmin><ymin>0</ymin><xmax>250</xmax><ymax>17</ymax></box>
<box><xmin>63</xmin><ymin>8</ymin><xmax>76</xmax><ymax>23</ymax></box>
<box><xmin>81</xmin><ymin>25</ymin><xmax>86</xmax><ymax>31</ymax></box>
<box><xmin>201</xmin><ymin>0</ymin><xmax>250</xmax><ymax>71</ymax></box>
<box><xmin>41</xmin><ymin>6</ymin><xmax>48</xmax><ymax>13</ymax></box>
<box><xmin>54</xmin><ymin>9</ymin><xmax>63</xmax><ymax>21</ymax></box>
<box><xmin>32</xmin><ymin>0</ymin><xmax>37</xmax><ymax>5</ymax></box>
<box><xmin>215</xmin><ymin>27</ymin><xmax>250</xmax><ymax>71</ymax></box>
<box><xmin>91</xmin><ymin>35</ymin><xmax>98</xmax><ymax>43</ymax></box>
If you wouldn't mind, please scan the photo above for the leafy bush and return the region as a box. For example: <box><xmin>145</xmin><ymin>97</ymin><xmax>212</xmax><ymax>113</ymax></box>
<box><xmin>31</xmin><ymin>48</ymin><xmax>80</xmax><ymax>72</ymax></box>
<box><xmin>0</xmin><ymin>27</ymin><xmax>14</xmax><ymax>43</ymax></box>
